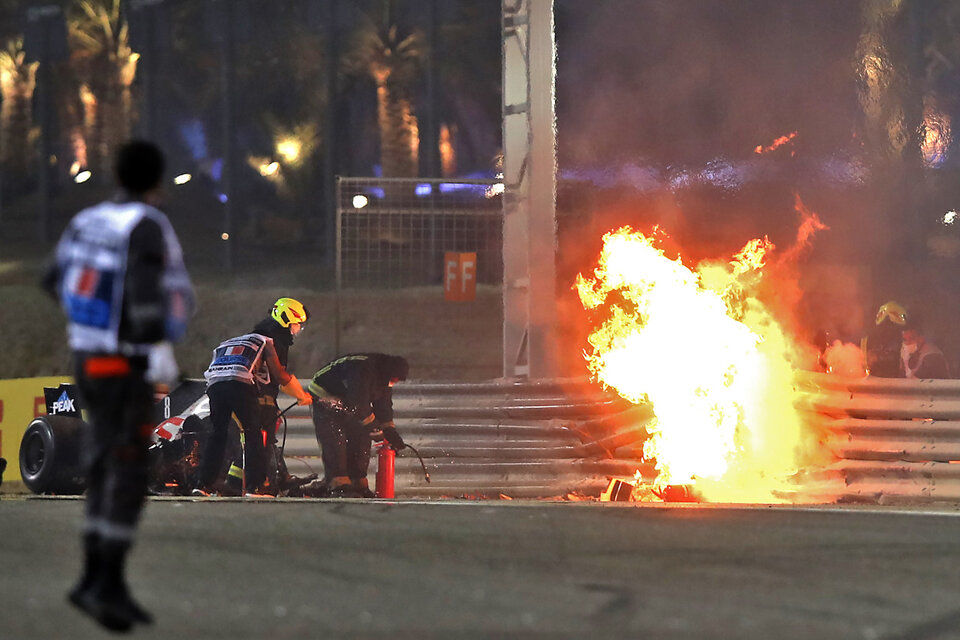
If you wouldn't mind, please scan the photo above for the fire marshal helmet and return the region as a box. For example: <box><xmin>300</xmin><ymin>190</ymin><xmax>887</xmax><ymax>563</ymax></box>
<box><xmin>271</xmin><ymin>297</ymin><xmax>309</xmax><ymax>328</ymax></box>
<box><xmin>875</xmin><ymin>300</ymin><xmax>907</xmax><ymax>326</ymax></box>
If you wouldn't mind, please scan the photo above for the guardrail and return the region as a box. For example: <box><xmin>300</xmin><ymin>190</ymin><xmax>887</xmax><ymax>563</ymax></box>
<box><xmin>280</xmin><ymin>378</ymin><xmax>654</xmax><ymax>498</ymax></box>
<box><xmin>797</xmin><ymin>372</ymin><xmax>960</xmax><ymax>503</ymax></box>
<box><xmin>272</xmin><ymin>374</ymin><xmax>960</xmax><ymax>502</ymax></box>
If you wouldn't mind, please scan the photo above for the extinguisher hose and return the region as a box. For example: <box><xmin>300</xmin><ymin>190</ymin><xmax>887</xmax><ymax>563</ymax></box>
<box><xmin>403</xmin><ymin>442</ymin><xmax>431</xmax><ymax>483</ymax></box>
<box><xmin>276</xmin><ymin>401</ymin><xmax>298</xmax><ymax>458</ymax></box>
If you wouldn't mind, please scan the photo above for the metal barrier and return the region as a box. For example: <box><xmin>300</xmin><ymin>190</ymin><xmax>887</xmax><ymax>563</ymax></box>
<box><xmin>281</xmin><ymin>378</ymin><xmax>653</xmax><ymax>498</ymax></box>
<box><xmin>258</xmin><ymin>373</ymin><xmax>960</xmax><ymax>502</ymax></box>
<box><xmin>797</xmin><ymin>372</ymin><xmax>960</xmax><ymax>503</ymax></box>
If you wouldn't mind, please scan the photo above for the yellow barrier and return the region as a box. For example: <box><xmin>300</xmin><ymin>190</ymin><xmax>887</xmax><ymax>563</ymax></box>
<box><xmin>0</xmin><ymin>376</ymin><xmax>72</xmax><ymax>487</ymax></box>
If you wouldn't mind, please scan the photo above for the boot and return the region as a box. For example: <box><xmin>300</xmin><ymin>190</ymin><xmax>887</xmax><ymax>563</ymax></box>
<box><xmin>102</xmin><ymin>539</ymin><xmax>154</xmax><ymax>626</ymax></box>
<box><xmin>279</xmin><ymin>472</ymin><xmax>317</xmax><ymax>491</ymax></box>
<box><xmin>67</xmin><ymin>532</ymin><xmax>100</xmax><ymax>606</ymax></box>
<box><xmin>352</xmin><ymin>478</ymin><xmax>375</xmax><ymax>499</ymax></box>
<box><xmin>329</xmin><ymin>476</ymin><xmax>359</xmax><ymax>498</ymax></box>
<box><xmin>70</xmin><ymin>539</ymin><xmax>154</xmax><ymax>631</ymax></box>
<box><xmin>300</xmin><ymin>479</ymin><xmax>330</xmax><ymax>498</ymax></box>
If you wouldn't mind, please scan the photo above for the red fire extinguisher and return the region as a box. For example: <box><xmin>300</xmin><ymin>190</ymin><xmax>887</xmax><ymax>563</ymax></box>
<box><xmin>375</xmin><ymin>443</ymin><xmax>395</xmax><ymax>498</ymax></box>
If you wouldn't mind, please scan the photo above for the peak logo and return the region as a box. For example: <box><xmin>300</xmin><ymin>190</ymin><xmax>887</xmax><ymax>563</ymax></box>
<box><xmin>52</xmin><ymin>391</ymin><xmax>76</xmax><ymax>415</ymax></box>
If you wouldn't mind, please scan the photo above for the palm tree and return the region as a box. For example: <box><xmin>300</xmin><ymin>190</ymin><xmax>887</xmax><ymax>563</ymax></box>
<box><xmin>0</xmin><ymin>38</ymin><xmax>38</xmax><ymax>180</ymax></box>
<box><xmin>344</xmin><ymin>1</ymin><xmax>426</xmax><ymax>178</ymax></box>
<box><xmin>66</xmin><ymin>0</ymin><xmax>138</xmax><ymax>178</ymax></box>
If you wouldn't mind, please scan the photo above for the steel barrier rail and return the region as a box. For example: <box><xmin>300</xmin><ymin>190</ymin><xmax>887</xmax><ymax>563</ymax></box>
<box><xmin>795</xmin><ymin>372</ymin><xmax>960</xmax><ymax>395</ymax></box>
<box><xmin>277</xmin><ymin>378</ymin><xmax>649</xmax><ymax>498</ymax></box>
<box><xmin>279</xmin><ymin>374</ymin><xmax>960</xmax><ymax>502</ymax></box>
<box><xmin>799</xmin><ymin>371</ymin><xmax>960</xmax><ymax>503</ymax></box>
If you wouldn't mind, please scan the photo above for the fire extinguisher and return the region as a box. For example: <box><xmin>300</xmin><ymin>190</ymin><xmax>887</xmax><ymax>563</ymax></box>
<box><xmin>375</xmin><ymin>443</ymin><xmax>395</xmax><ymax>499</ymax></box>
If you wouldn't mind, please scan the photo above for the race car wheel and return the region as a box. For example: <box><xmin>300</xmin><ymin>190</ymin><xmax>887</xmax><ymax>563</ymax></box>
<box><xmin>19</xmin><ymin>416</ymin><xmax>86</xmax><ymax>495</ymax></box>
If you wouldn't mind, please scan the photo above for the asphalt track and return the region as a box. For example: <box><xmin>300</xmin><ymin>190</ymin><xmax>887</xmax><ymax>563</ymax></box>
<box><xmin>2</xmin><ymin>497</ymin><xmax>960</xmax><ymax>640</ymax></box>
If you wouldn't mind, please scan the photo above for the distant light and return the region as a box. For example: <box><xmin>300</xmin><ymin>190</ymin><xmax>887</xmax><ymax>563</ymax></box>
<box><xmin>276</xmin><ymin>137</ymin><xmax>302</xmax><ymax>164</ymax></box>
<box><xmin>485</xmin><ymin>183</ymin><xmax>505</xmax><ymax>198</ymax></box>
<box><xmin>415</xmin><ymin>183</ymin><xmax>432</xmax><ymax>196</ymax></box>
<box><xmin>69</xmin><ymin>161</ymin><xmax>81</xmax><ymax>176</ymax></box>
<box><xmin>352</xmin><ymin>194</ymin><xmax>368</xmax><ymax>209</ymax></box>
<box><xmin>221</xmin><ymin>232</ymin><xmax>230</xmax><ymax>240</ymax></box>
<box><xmin>74</xmin><ymin>170</ymin><xmax>92</xmax><ymax>184</ymax></box>
<box><xmin>259</xmin><ymin>161</ymin><xmax>280</xmax><ymax>177</ymax></box>
<box><xmin>439</xmin><ymin>182</ymin><xmax>488</xmax><ymax>195</ymax></box>
<box><xmin>944</xmin><ymin>210</ymin><xmax>957</xmax><ymax>225</ymax></box>
<box><xmin>174</xmin><ymin>173</ymin><xmax>192</xmax><ymax>185</ymax></box>
<box><xmin>218</xmin><ymin>193</ymin><xmax>228</xmax><ymax>203</ymax></box>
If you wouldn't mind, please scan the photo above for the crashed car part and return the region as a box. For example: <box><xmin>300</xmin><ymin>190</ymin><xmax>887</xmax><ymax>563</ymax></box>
<box><xmin>19</xmin><ymin>416</ymin><xmax>86</xmax><ymax>494</ymax></box>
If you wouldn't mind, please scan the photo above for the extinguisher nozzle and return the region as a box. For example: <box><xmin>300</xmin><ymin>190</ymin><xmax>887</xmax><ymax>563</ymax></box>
<box><xmin>404</xmin><ymin>443</ymin><xmax>431</xmax><ymax>483</ymax></box>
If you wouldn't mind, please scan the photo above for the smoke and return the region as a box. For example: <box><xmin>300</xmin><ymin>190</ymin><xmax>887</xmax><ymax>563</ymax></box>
<box><xmin>823</xmin><ymin>340</ymin><xmax>867</xmax><ymax>377</ymax></box>
<box><xmin>554</xmin><ymin>0</ymin><xmax>960</xmax><ymax>374</ymax></box>
<box><xmin>556</xmin><ymin>0</ymin><xmax>862</xmax><ymax>168</ymax></box>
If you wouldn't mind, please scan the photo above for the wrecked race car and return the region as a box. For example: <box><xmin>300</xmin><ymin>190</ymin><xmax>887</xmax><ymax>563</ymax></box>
<box><xmin>18</xmin><ymin>380</ymin><xmax>217</xmax><ymax>496</ymax></box>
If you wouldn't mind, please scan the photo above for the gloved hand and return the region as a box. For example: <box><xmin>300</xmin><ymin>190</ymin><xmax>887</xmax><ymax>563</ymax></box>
<box><xmin>382</xmin><ymin>425</ymin><xmax>405</xmax><ymax>452</ymax></box>
<box><xmin>281</xmin><ymin>377</ymin><xmax>313</xmax><ymax>406</ymax></box>
<box><xmin>146</xmin><ymin>342</ymin><xmax>179</xmax><ymax>386</ymax></box>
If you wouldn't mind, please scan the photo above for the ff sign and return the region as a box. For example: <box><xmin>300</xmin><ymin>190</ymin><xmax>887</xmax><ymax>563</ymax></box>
<box><xmin>444</xmin><ymin>252</ymin><xmax>476</xmax><ymax>301</ymax></box>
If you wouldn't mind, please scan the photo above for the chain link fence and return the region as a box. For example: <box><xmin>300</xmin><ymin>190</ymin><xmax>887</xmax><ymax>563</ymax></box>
<box><xmin>336</xmin><ymin>177</ymin><xmax>502</xmax><ymax>289</ymax></box>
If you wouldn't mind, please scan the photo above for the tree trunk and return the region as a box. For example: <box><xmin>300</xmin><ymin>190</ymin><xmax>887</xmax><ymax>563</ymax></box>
<box><xmin>377</xmin><ymin>78</ymin><xmax>419</xmax><ymax>178</ymax></box>
<box><xmin>0</xmin><ymin>56</ymin><xmax>37</xmax><ymax>181</ymax></box>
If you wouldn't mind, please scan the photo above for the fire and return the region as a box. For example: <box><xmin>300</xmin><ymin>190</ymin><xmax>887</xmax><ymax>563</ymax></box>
<box><xmin>754</xmin><ymin>131</ymin><xmax>798</xmax><ymax>155</ymax></box>
<box><xmin>576</xmin><ymin>225</ymin><xmax>820</xmax><ymax>503</ymax></box>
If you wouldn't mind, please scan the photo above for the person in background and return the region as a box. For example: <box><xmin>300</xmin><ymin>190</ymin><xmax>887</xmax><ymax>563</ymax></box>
<box><xmin>861</xmin><ymin>301</ymin><xmax>907</xmax><ymax>377</ymax></box>
<box><xmin>900</xmin><ymin>317</ymin><xmax>950</xmax><ymax>379</ymax></box>
<box><xmin>43</xmin><ymin>140</ymin><xmax>195</xmax><ymax>631</ymax></box>
<box><xmin>308</xmin><ymin>354</ymin><xmax>409</xmax><ymax>498</ymax></box>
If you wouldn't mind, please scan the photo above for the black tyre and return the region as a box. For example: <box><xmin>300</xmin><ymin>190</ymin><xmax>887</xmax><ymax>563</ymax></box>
<box><xmin>19</xmin><ymin>416</ymin><xmax>86</xmax><ymax>495</ymax></box>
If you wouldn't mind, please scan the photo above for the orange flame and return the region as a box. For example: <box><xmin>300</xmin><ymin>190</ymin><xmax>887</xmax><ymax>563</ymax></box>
<box><xmin>754</xmin><ymin>131</ymin><xmax>798</xmax><ymax>154</ymax></box>
<box><xmin>576</xmin><ymin>225</ymin><xmax>821</xmax><ymax>503</ymax></box>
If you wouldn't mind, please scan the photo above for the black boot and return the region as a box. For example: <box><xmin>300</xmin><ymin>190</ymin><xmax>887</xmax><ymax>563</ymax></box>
<box><xmin>352</xmin><ymin>478</ymin><xmax>376</xmax><ymax>499</ymax></box>
<box><xmin>279</xmin><ymin>472</ymin><xmax>318</xmax><ymax>491</ymax></box>
<box><xmin>70</xmin><ymin>539</ymin><xmax>153</xmax><ymax>632</ymax></box>
<box><xmin>102</xmin><ymin>540</ymin><xmax>154</xmax><ymax>626</ymax></box>
<box><xmin>67</xmin><ymin>532</ymin><xmax>100</xmax><ymax>606</ymax></box>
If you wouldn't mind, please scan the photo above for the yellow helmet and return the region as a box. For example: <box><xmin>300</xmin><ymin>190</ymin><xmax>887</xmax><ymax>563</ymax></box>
<box><xmin>271</xmin><ymin>297</ymin><xmax>309</xmax><ymax>327</ymax></box>
<box><xmin>875</xmin><ymin>301</ymin><xmax>907</xmax><ymax>326</ymax></box>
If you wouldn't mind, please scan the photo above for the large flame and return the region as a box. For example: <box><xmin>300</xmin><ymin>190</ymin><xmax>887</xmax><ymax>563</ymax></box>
<box><xmin>577</xmin><ymin>225</ymin><xmax>821</xmax><ymax>503</ymax></box>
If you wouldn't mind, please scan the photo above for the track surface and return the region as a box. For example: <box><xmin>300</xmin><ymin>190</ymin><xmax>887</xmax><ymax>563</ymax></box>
<box><xmin>2</xmin><ymin>498</ymin><xmax>960</xmax><ymax>639</ymax></box>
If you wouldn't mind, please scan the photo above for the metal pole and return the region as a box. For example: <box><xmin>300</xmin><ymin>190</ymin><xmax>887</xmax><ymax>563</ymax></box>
<box><xmin>219</xmin><ymin>0</ymin><xmax>236</xmax><ymax>272</ymax></box>
<box><xmin>334</xmin><ymin>175</ymin><xmax>343</xmax><ymax>357</ymax></box>
<box><xmin>525</xmin><ymin>0</ymin><xmax>558</xmax><ymax>378</ymax></box>
<box><xmin>35</xmin><ymin>15</ymin><xmax>51</xmax><ymax>243</ymax></box>
<box><xmin>323</xmin><ymin>0</ymin><xmax>339</xmax><ymax>267</ymax></box>
<box><xmin>501</xmin><ymin>0</ymin><xmax>558</xmax><ymax>378</ymax></box>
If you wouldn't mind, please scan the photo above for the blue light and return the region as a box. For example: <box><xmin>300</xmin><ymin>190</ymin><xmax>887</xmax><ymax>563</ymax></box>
<box><xmin>179</xmin><ymin>119</ymin><xmax>208</xmax><ymax>161</ymax></box>
<box><xmin>438</xmin><ymin>182</ymin><xmax>488</xmax><ymax>195</ymax></box>
<box><xmin>218</xmin><ymin>193</ymin><xmax>228</xmax><ymax>203</ymax></box>
<box><xmin>415</xmin><ymin>183</ymin><xmax>432</xmax><ymax>196</ymax></box>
